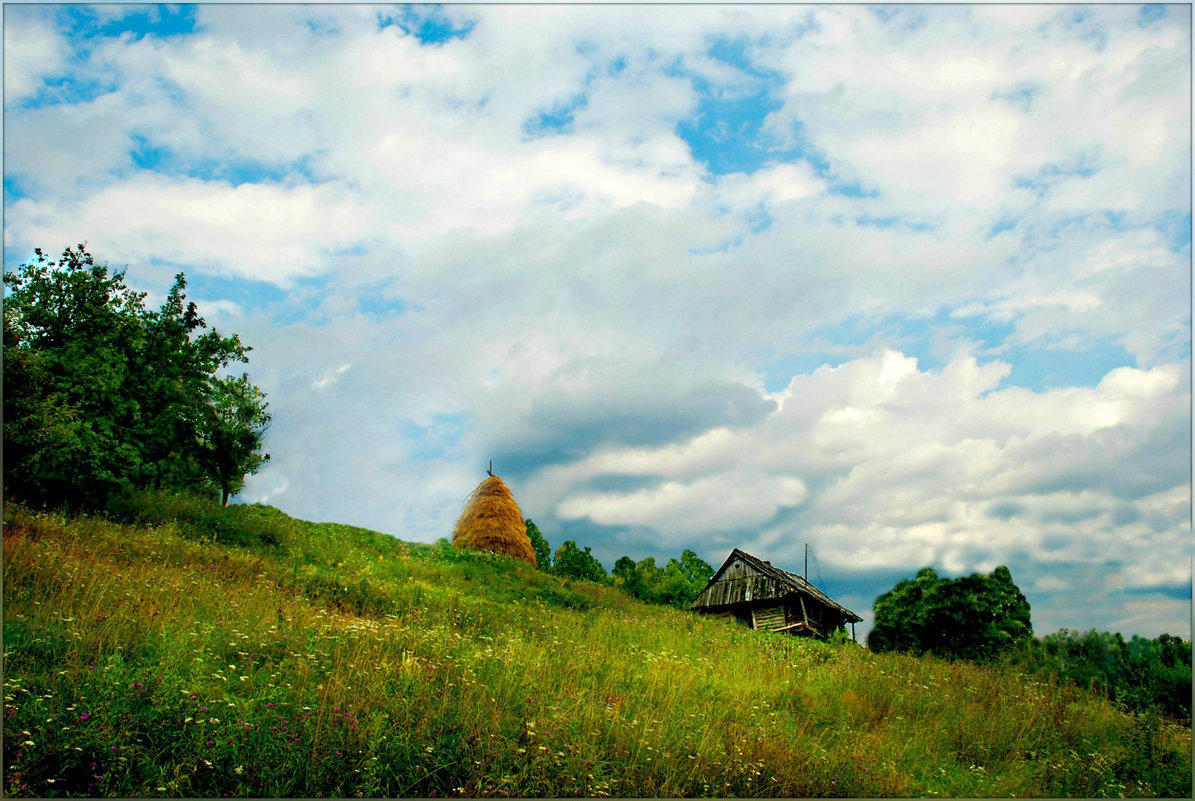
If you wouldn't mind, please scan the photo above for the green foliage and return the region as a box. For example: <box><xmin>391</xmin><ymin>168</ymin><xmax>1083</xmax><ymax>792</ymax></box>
<box><xmin>868</xmin><ymin>565</ymin><xmax>1032</xmax><ymax>662</ymax></box>
<box><xmin>524</xmin><ymin>518</ymin><xmax>552</xmax><ymax>571</ymax></box>
<box><xmin>2</xmin><ymin>498</ymin><xmax>1191</xmax><ymax>798</ymax></box>
<box><xmin>611</xmin><ymin>555</ymin><xmax>636</xmax><ymax>586</ymax></box>
<box><xmin>550</xmin><ymin>539</ymin><xmax>607</xmax><ymax>583</ymax></box>
<box><xmin>1011</xmin><ymin>629</ymin><xmax>1192</xmax><ymax>723</ymax></box>
<box><xmin>611</xmin><ymin>549</ymin><xmax>714</xmax><ymax>609</ymax></box>
<box><xmin>3</xmin><ymin>245</ymin><xmax>269</xmax><ymax>509</ymax></box>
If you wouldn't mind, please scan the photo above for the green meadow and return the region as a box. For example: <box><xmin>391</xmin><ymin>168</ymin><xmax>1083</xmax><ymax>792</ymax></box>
<box><xmin>3</xmin><ymin>496</ymin><xmax>1190</xmax><ymax>798</ymax></box>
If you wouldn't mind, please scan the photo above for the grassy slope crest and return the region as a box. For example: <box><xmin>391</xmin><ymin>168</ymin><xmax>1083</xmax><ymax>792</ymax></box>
<box><xmin>2</xmin><ymin>497</ymin><xmax>1190</xmax><ymax>798</ymax></box>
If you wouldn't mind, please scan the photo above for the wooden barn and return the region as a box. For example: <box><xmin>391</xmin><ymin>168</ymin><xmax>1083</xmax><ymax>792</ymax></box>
<box><xmin>690</xmin><ymin>548</ymin><xmax>862</xmax><ymax>641</ymax></box>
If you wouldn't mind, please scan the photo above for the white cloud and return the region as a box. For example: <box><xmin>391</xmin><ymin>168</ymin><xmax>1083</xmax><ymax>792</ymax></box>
<box><xmin>559</xmin><ymin>470</ymin><xmax>806</xmax><ymax>536</ymax></box>
<box><xmin>6</xmin><ymin>176</ymin><xmax>373</xmax><ymax>285</ymax></box>
<box><xmin>3</xmin><ymin>4</ymin><xmax>1189</xmax><ymax>639</ymax></box>
<box><xmin>312</xmin><ymin>363</ymin><xmax>352</xmax><ymax>392</ymax></box>
<box><xmin>193</xmin><ymin>297</ymin><xmax>242</xmax><ymax>323</ymax></box>
<box><xmin>3</xmin><ymin>95</ymin><xmax>137</xmax><ymax>196</ymax></box>
<box><xmin>535</xmin><ymin>350</ymin><xmax>1190</xmax><ymax>593</ymax></box>
<box><xmin>757</xmin><ymin>5</ymin><xmax>1189</xmax><ymax>235</ymax></box>
<box><xmin>2</xmin><ymin>10</ymin><xmax>68</xmax><ymax>102</ymax></box>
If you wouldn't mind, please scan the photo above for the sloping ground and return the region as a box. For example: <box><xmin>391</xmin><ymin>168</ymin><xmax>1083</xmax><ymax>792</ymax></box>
<box><xmin>2</xmin><ymin>498</ymin><xmax>1190</xmax><ymax>798</ymax></box>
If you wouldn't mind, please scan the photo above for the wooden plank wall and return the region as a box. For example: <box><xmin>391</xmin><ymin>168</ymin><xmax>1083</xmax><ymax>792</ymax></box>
<box><xmin>751</xmin><ymin>604</ymin><xmax>787</xmax><ymax>632</ymax></box>
<box><xmin>695</xmin><ymin>575</ymin><xmax>786</xmax><ymax>607</ymax></box>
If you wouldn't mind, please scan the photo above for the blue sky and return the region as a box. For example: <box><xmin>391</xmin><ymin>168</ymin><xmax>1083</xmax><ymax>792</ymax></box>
<box><xmin>3</xmin><ymin>3</ymin><xmax>1190</xmax><ymax>641</ymax></box>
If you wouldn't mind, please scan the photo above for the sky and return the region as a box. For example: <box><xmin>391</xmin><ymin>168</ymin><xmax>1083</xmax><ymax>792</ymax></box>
<box><xmin>3</xmin><ymin>2</ymin><xmax>1191</xmax><ymax>642</ymax></box>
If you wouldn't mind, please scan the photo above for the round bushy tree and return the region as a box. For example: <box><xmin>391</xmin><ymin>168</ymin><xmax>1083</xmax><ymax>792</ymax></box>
<box><xmin>3</xmin><ymin>244</ymin><xmax>270</xmax><ymax>510</ymax></box>
<box><xmin>868</xmin><ymin>565</ymin><xmax>1032</xmax><ymax>662</ymax></box>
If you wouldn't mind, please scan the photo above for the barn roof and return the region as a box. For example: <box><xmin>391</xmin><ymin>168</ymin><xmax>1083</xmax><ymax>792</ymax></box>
<box><xmin>691</xmin><ymin>548</ymin><xmax>862</xmax><ymax>623</ymax></box>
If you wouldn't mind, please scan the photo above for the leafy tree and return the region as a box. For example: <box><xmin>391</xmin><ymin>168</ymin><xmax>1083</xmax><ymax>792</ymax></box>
<box><xmin>675</xmin><ymin>549</ymin><xmax>714</xmax><ymax>589</ymax></box>
<box><xmin>201</xmin><ymin>374</ymin><xmax>272</xmax><ymax>506</ymax></box>
<box><xmin>551</xmin><ymin>540</ymin><xmax>607</xmax><ymax>583</ymax></box>
<box><xmin>4</xmin><ymin>246</ymin><xmax>150</xmax><ymax>506</ymax></box>
<box><xmin>524</xmin><ymin>518</ymin><xmax>552</xmax><ymax>571</ymax></box>
<box><xmin>655</xmin><ymin>559</ymin><xmax>695</xmax><ymax>607</ymax></box>
<box><xmin>868</xmin><ymin>565</ymin><xmax>1032</xmax><ymax>662</ymax></box>
<box><xmin>626</xmin><ymin>556</ymin><xmax>661</xmax><ymax>601</ymax></box>
<box><xmin>3</xmin><ymin>244</ymin><xmax>270</xmax><ymax>509</ymax></box>
<box><xmin>134</xmin><ymin>273</ymin><xmax>250</xmax><ymax>493</ymax></box>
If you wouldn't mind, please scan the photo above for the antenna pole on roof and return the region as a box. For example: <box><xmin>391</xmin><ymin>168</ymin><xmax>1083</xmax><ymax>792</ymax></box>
<box><xmin>805</xmin><ymin>543</ymin><xmax>808</xmax><ymax>581</ymax></box>
<box><xmin>487</xmin><ymin>460</ymin><xmax>494</xmax><ymax>477</ymax></box>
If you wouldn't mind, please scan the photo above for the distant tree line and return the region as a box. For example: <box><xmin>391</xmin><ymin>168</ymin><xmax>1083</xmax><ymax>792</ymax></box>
<box><xmin>524</xmin><ymin>518</ymin><xmax>714</xmax><ymax>609</ymax></box>
<box><xmin>1011</xmin><ymin>629</ymin><xmax>1191</xmax><ymax>723</ymax></box>
<box><xmin>3</xmin><ymin>244</ymin><xmax>271</xmax><ymax>510</ymax></box>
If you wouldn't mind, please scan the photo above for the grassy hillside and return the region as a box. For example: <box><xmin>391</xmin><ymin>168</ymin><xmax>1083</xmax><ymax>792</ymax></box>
<box><xmin>3</xmin><ymin>496</ymin><xmax>1190</xmax><ymax>798</ymax></box>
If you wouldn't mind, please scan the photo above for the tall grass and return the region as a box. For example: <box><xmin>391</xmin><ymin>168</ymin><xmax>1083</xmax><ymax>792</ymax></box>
<box><xmin>3</xmin><ymin>499</ymin><xmax>1190</xmax><ymax>797</ymax></box>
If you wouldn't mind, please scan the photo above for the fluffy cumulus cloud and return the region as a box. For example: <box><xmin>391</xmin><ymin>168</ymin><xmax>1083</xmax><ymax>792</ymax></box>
<box><xmin>4</xmin><ymin>4</ymin><xmax>1189</xmax><ymax>640</ymax></box>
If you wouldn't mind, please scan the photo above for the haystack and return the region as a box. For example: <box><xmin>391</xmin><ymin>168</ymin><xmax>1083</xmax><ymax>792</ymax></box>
<box><xmin>451</xmin><ymin>474</ymin><xmax>537</xmax><ymax>566</ymax></box>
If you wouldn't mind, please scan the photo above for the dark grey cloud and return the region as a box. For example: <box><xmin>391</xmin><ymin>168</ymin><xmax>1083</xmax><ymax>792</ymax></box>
<box><xmin>489</xmin><ymin>379</ymin><xmax>777</xmax><ymax>480</ymax></box>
